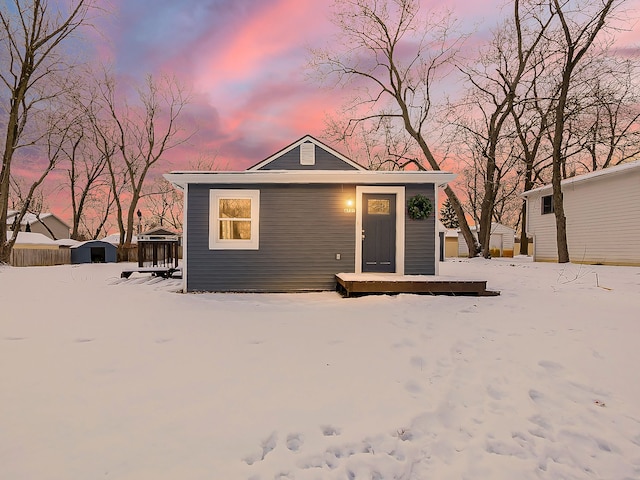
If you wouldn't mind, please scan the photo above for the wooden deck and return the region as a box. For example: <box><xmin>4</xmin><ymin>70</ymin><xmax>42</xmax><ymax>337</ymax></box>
<box><xmin>335</xmin><ymin>273</ymin><xmax>500</xmax><ymax>297</ymax></box>
<box><xmin>121</xmin><ymin>266</ymin><xmax>182</xmax><ymax>279</ymax></box>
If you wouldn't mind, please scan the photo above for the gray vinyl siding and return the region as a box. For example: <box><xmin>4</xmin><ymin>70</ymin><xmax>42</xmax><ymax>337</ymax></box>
<box><xmin>187</xmin><ymin>184</ymin><xmax>357</xmax><ymax>292</ymax></box>
<box><xmin>404</xmin><ymin>184</ymin><xmax>436</xmax><ymax>275</ymax></box>
<box><xmin>257</xmin><ymin>144</ymin><xmax>360</xmax><ymax>171</ymax></box>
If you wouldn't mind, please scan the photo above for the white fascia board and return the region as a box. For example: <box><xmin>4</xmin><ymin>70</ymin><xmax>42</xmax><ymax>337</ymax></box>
<box><xmin>164</xmin><ymin>170</ymin><xmax>456</xmax><ymax>188</ymax></box>
<box><xmin>521</xmin><ymin>160</ymin><xmax>640</xmax><ymax>197</ymax></box>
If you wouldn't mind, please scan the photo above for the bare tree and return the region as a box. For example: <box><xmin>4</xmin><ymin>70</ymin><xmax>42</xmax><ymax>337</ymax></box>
<box><xmin>90</xmin><ymin>70</ymin><xmax>192</xmax><ymax>249</ymax></box>
<box><xmin>575</xmin><ymin>55</ymin><xmax>640</xmax><ymax>172</ymax></box>
<box><xmin>0</xmin><ymin>0</ymin><xmax>94</xmax><ymax>262</ymax></box>
<box><xmin>312</xmin><ymin>0</ymin><xmax>480</xmax><ymax>256</ymax></box>
<box><xmin>57</xmin><ymin>81</ymin><xmax>111</xmax><ymax>240</ymax></box>
<box><xmin>451</xmin><ymin>0</ymin><xmax>555</xmax><ymax>257</ymax></box>
<box><xmin>142</xmin><ymin>177</ymin><xmax>183</xmax><ymax>231</ymax></box>
<box><xmin>546</xmin><ymin>0</ymin><xmax>621</xmax><ymax>263</ymax></box>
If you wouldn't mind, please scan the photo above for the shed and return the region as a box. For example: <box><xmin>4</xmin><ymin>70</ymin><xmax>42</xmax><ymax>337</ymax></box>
<box><xmin>70</xmin><ymin>240</ymin><xmax>117</xmax><ymax>264</ymax></box>
<box><xmin>522</xmin><ymin>160</ymin><xmax>640</xmax><ymax>265</ymax></box>
<box><xmin>457</xmin><ymin>223</ymin><xmax>515</xmax><ymax>258</ymax></box>
<box><xmin>165</xmin><ymin>134</ymin><xmax>456</xmax><ymax>293</ymax></box>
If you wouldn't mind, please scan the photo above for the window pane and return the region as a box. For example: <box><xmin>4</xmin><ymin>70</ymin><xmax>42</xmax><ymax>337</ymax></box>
<box><xmin>219</xmin><ymin>198</ymin><xmax>251</xmax><ymax>219</ymax></box>
<box><xmin>368</xmin><ymin>199</ymin><xmax>390</xmax><ymax>215</ymax></box>
<box><xmin>219</xmin><ymin>220</ymin><xmax>252</xmax><ymax>240</ymax></box>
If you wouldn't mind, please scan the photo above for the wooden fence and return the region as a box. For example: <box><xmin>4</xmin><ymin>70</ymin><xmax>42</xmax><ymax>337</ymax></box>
<box><xmin>9</xmin><ymin>248</ymin><xmax>71</xmax><ymax>267</ymax></box>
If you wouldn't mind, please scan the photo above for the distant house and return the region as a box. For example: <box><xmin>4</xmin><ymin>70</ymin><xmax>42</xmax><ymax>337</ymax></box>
<box><xmin>522</xmin><ymin>160</ymin><xmax>640</xmax><ymax>265</ymax></box>
<box><xmin>6</xmin><ymin>210</ymin><xmax>70</xmax><ymax>240</ymax></box>
<box><xmin>165</xmin><ymin>135</ymin><xmax>456</xmax><ymax>292</ymax></box>
<box><xmin>455</xmin><ymin>223</ymin><xmax>515</xmax><ymax>258</ymax></box>
<box><xmin>6</xmin><ymin>231</ymin><xmax>59</xmax><ymax>249</ymax></box>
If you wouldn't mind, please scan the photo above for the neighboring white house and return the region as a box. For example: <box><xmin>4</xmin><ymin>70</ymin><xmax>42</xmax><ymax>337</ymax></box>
<box><xmin>522</xmin><ymin>160</ymin><xmax>640</xmax><ymax>265</ymax></box>
<box><xmin>457</xmin><ymin>223</ymin><xmax>515</xmax><ymax>258</ymax></box>
<box><xmin>6</xmin><ymin>210</ymin><xmax>70</xmax><ymax>240</ymax></box>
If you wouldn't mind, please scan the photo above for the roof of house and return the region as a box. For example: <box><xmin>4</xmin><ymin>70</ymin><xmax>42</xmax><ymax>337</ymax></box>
<box><xmin>522</xmin><ymin>160</ymin><xmax>640</xmax><ymax>197</ymax></box>
<box><xmin>247</xmin><ymin>135</ymin><xmax>367</xmax><ymax>171</ymax></box>
<box><xmin>53</xmin><ymin>238</ymin><xmax>81</xmax><ymax>247</ymax></box>
<box><xmin>140</xmin><ymin>227</ymin><xmax>180</xmax><ymax>237</ymax></box>
<box><xmin>6</xmin><ymin>230</ymin><xmax>57</xmax><ymax>245</ymax></box>
<box><xmin>165</xmin><ymin>169</ymin><xmax>457</xmax><ymax>189</ymax></box>
<box><xmin>101</xmin><ymin>233</ymin><xmax>138</xmax><ymax>245</ymax></box>
<box><xmin>167</xmin><ymin>134</ymin><xmax>456</xmax><ymax>188</ymax></box>
<box><xmin>6</xmin><ymin>210</ymin><xmax>70</xmax><ymax>228</ymax></box>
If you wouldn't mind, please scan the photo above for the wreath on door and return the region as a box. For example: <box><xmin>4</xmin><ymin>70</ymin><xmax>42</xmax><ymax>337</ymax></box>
<box><xmin>407</xmin><ymin>194</ymin><xmax>433</xmax><ymax>220</ymax></box>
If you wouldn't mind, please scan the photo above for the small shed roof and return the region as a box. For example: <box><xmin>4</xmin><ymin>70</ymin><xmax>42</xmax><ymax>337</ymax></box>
<box><xmin>70</xmin><ymin>240</ymin><xmax>117</xmax><ymax>250</ymax></box>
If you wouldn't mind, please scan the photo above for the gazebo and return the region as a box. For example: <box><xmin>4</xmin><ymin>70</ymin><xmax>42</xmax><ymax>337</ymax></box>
<box><xmin>137</xmin><ymin>227</ymin><xmax>181</xmax><ymax>268</ymax></box>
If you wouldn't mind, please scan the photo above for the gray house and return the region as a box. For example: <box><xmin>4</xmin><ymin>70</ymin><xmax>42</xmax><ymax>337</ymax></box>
<box><xmin>165</xmin><ymin>135</ymin><xmax>455</xmax><ymax>292</ymax></box>
<box><xmin>70</xmin><ymin>240</ymin><xmax>117</xmax><ymax>264</ymax></box>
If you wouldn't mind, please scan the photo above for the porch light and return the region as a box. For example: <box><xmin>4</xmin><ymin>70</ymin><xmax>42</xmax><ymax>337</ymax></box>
<box><xmin>344</xmin><ymin>198</ymin><xmax>355</xmax><ymax>213</ymax></box>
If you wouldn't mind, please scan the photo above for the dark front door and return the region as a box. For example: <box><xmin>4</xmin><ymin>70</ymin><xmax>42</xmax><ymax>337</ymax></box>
<box><xmin>362</xmin><ymin>193</ymin><xmax>396</xmax><ymax>273</ymax></box>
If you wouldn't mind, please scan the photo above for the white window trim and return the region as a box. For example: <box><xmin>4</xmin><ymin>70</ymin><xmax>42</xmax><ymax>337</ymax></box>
<box><xmin>355</xmin><ymin>186</ymin><xmax>405</xmax><ymax>275</ymax></box>
<box><xmin>209</xmin><ymin>189</ymin><xmax>260</xmax><ymax>250</ymax></box>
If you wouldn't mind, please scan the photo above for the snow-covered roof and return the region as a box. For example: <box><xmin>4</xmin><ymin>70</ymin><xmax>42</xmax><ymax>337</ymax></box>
<box><xmin>6</xmin><ymin>210</ymin><xmax>70</xmax><ymax>228</ymax></box>
<box><xmin>522</xmin><ymin>160</ymin><xmax>640</xmax><ymax>196</ymax></box>
<box><xmin>53</xmin><ymin>238</ymin><xmax>81</xmax><ymax>247</ymax></box>
<box><xmin>101</xmin><ymin>233</ymin><xmax>138</xmax><ymax>245</ymax></box>
<box><xmin>70</xmin><ymin>240</ymin><xmax>117</xmax><ymax>249</ymax></box>
<box><xmin>6</xmin><ymin>230</ymin><xmax>57</xmax><ymax>245</ymax></box>
<box><xmin>456</xmin><ymin>222</ymin><xmax>515</xmax><ymax>235</ymax></box>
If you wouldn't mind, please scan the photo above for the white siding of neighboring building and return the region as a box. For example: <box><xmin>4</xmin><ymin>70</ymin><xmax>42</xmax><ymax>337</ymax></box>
<box><xmin>525</xmin><ymin>163</ymin><xmax>640</xmax><ymax>265</ymax></box>
<box><xmin>457</xmin><ymin>223</ymin><xmax>515</xmax><ymax>257</ymax></box>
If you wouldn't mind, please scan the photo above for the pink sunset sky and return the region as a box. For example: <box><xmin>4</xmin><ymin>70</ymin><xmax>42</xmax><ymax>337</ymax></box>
<box><xmin>88</xmin><ymin>0</ymin><xmax>521</xmax><ymax>170</ymax></box>
<box><xmin>19</xmin><ymin>0</ymin><xmax>640</xmax><ymax>224</ymax></box>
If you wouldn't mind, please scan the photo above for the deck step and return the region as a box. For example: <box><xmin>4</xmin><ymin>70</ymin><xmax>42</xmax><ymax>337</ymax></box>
<box><xmin>335</xmin><ymin>274</ymin><xmax>500</xmax><ymax>297</ymax></box>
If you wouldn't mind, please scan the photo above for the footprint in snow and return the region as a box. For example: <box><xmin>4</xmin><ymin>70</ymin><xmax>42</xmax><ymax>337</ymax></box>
<box><xmin>538</xmin><ymin>360</ymin><xmax>564</xmax><ymax>373</ymax></box>
<box><xmin>321</xmin><ymin>425</ymin><xmax>341</xmax><ymax>436</ymax></box>
<box><xmin>286</xmin><ymin>433</ymin><xmax>304</xmax><ymax>452</ymax></box>
<box><xmin>74</xmin><ymin>337</ymin><xmax>94</xmax><ymax>343</ymax></box>
<box><xmin>243</xmin><ymin>432</ymin><xmax>277</xmax><ymax>465</ymax></box>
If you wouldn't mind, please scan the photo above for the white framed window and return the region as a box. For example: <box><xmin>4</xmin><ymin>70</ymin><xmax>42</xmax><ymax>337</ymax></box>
<box><xmin>209</xmin><ymin>189</ymin><xmax>260</xmax><ymax>250</ymax></box>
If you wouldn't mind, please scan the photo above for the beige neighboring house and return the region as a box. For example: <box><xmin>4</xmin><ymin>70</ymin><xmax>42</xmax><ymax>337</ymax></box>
<box><xmin>6</xmin><ymin>210</ymin><xmax>70</xmax><ymax>240</ymax></box>
<box><xmin>6</xmin><ymin>231</ymin><xmax>59</xmax><ymax>250</ymax></box>
<box><xmin>457</xmin><ymin>223</ymin><xmax>515</xmax><ymax>258</ymax></box>
<box><xmin>522</xmin><ymin>160</ymin><xmax>640</xmax><ymax>266</ymax></box>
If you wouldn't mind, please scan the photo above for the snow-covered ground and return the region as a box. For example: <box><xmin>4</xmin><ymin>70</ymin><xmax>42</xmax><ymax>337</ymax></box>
<box><xmin>1</xmin><ymin>257</ymin><xmax>640</xmax><ymax>480</ymax></box>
